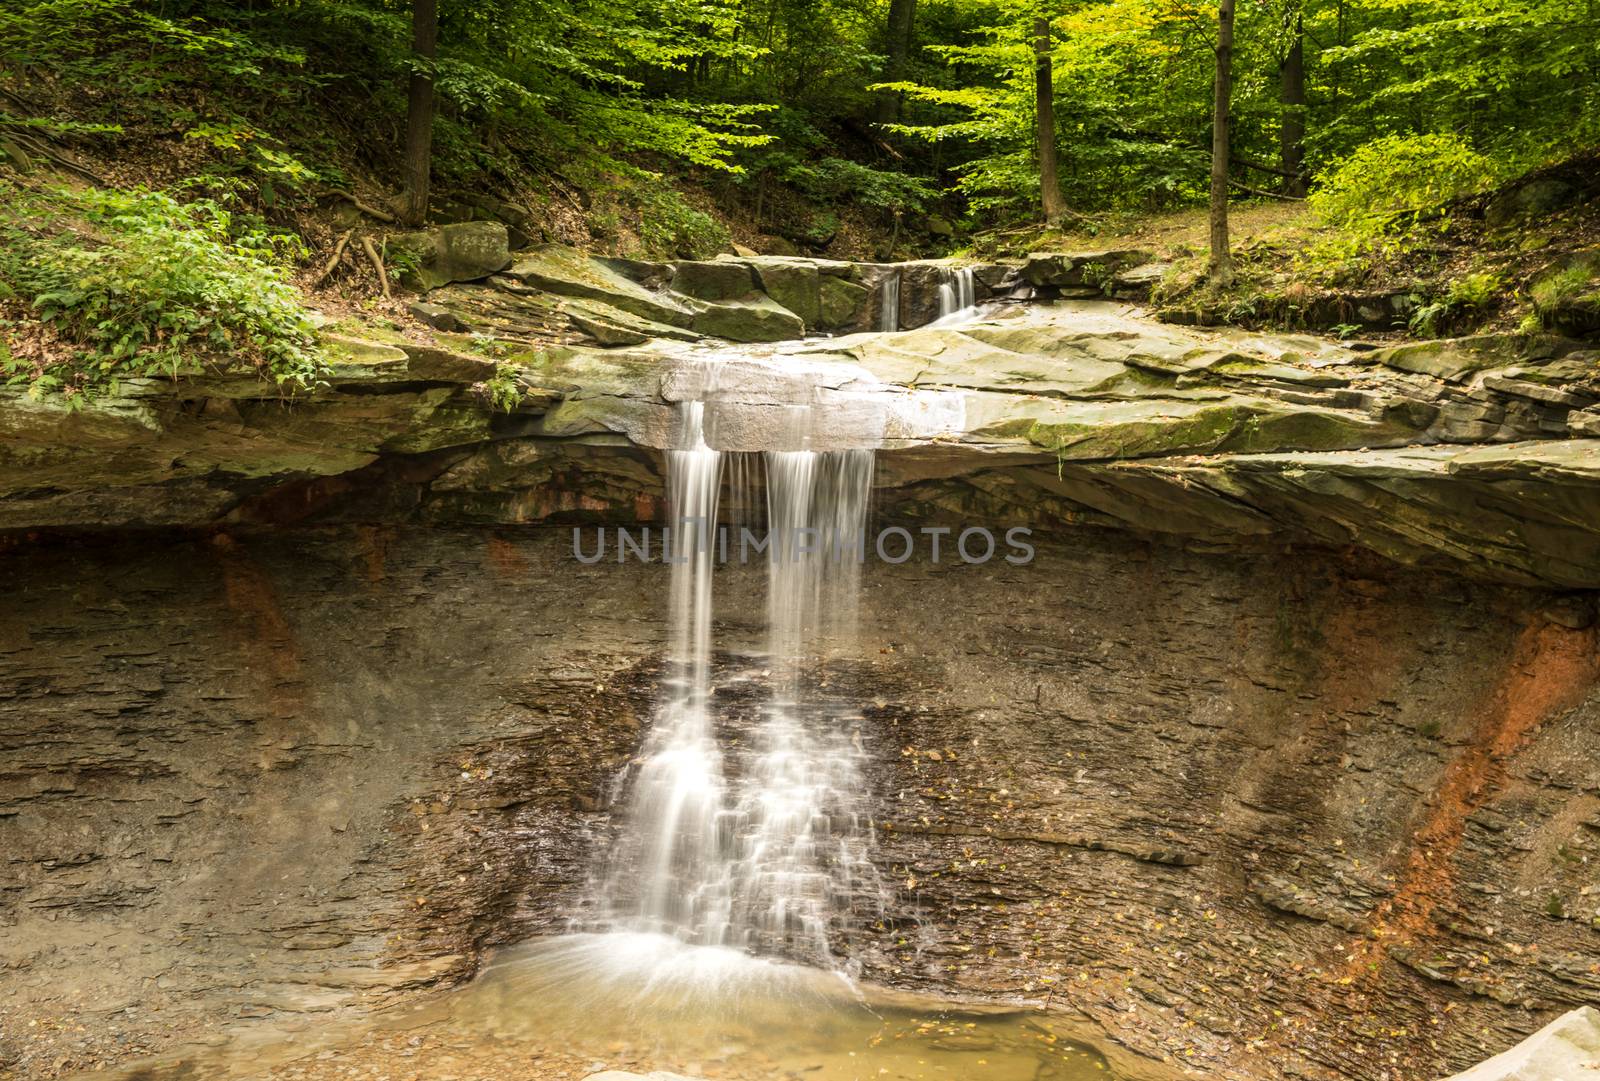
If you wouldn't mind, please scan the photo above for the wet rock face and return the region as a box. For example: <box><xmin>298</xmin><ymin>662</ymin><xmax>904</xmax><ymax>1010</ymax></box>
<box><xmin>3</xmin><ymin>528</ymin><xmax>1598</xmax><ymax>1081</ymax></box>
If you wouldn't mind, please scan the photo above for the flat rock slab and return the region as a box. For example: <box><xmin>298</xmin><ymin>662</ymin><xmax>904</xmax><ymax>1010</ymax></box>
<box><xmin>1444</xmin><ymin>1006</ymin><xmax>1600</xmax><ymax>1080</ymax></box>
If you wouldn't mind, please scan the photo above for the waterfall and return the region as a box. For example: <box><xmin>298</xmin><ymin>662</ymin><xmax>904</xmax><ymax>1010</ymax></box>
<box><xmin>876</xmin><ymin>271</ymin><xmax>900</xmax><ymax>332</ymax></box>
<box><xmin>937</xmin><ymin>266</ymin><xmax>976</xmax><ymax>320</ymax></box>
<box><xmin>595</xmin><ymin>399</ymin><xmax>882</xmax><ymax>970</ymax></box>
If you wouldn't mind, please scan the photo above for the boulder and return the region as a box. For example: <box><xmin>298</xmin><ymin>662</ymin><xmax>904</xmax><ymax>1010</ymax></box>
<box><xmin>1485</xmin><ymin>177</ymin><xmax>1580</xmax><ymax>228</ymax></box>
<box><xmin>504</xmin><ymin>244</ymin><xmax>695</xmax><ymax>328</ymax></box>
<box><xmin>407</xmin><ymin>300</ymin><xmax>468</xmax><ymax>332</ymax></box>
<box><xmin>670</xmin><ymin>259</ymin><xmax>757</xmax><ymax>301</ymax></box>
<box><xmin>971</xmin><ymin>262</ymin><xmax>1020</xmax><ymax>293</ymax></box>
<box><xmin>689</xmin><ymin>296</ymin><xmax>805</xmax><ymax>342</ymax></box>
<box><xmin>388</xmin><ymin>221</ymin><xmax>513</xmax><ymax>291</ymax></box>
<box><xmin>1442</xmin><ymin>1006</ymin><xmax>1600</xmax><ymax>1080</ymax></box>
<box><xmin>598</xmin><ymin>257</ymin><xmax>674</xmax><ymax>289</ymax></box>
<box><xmin>1531</xmin><ymin>250</ymin><xmax>1600</xmax><ymax>339</ymax></box>
<box><xmin>747</xmin><ymin>259</ymin><xmax>822</xmax><ymax>328</ymax></box>
<box><xmin>1022</xmin><ymin>249</ymin><xmax>1153</xmax><ymax>289</ymax></box>
<box><xmin>819</xmin><ymin>275</ymin><xmax>872</xmax><ymax>329</ymax></box>
<box><xmin>564</xmin><ymin>298</ymin><xmax>702</xmax><ymax>347</ymax></box>
<box><xmin>1110</xmin><ymin>262</ymin><xmax>1169</xmax><ymax>301</ymax></box>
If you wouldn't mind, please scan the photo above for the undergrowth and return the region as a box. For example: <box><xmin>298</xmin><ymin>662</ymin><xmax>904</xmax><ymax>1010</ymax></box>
<box><xmin>0</xmin><ymin>180</ymin><xmax>324</xmax><ymax>402</ymax></box>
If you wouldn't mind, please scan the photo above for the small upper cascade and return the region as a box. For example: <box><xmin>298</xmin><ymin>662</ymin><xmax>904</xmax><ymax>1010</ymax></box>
<box><xmin>937</xmin><ymin>266</ymin><xmax>976</xmax><ymax>320</ymax></box>
<box><xmin>876</xmin><ymin>271</ymin><xmax>901</xmax><ymax>333</ymax></box>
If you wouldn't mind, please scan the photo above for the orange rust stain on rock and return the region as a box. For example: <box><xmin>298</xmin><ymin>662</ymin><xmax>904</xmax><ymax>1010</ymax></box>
<box><xmin>354</xmin><ymin>524</ymin><xmax>392</xmax><ymax>584</ymax></box>
<box><xmin>210</xmin><ymin>533</ymin><xmax>305</xmax><ymax>720</ymax></box>
<box><xmin>1355</xmin><ymin>618</ymin><xmax>1599</xmax><ymax>968</ymax></box>
<box><xmin>485</xmin><ymin>535</ymin><xmax>528</xmax><ymax>576</ymax></box>
<box><xmin>633</xmin><ymin>493</ymin><xmax>664</xmax><ymax>521</ymax></box>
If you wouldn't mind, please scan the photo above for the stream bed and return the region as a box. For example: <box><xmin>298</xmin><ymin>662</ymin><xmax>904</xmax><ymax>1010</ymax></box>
<box><xmin>413</xmin><ymin>933</ymin><xmax>1113</xmax><ymax>1081</ymax></box>
<box><xmin>86</xmin><ymin>933</ymin><xmax>1117</xmax><ymax>1081</ymax></box>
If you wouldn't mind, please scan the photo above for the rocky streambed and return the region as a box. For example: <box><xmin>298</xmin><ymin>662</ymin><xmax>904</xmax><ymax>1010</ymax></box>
<box><xmin>2</xmin><ymin>249</ymin><xmax>1599</xmax><ymax>1081</ymax></box>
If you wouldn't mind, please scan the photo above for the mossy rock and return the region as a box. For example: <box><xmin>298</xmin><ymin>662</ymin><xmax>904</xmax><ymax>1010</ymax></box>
<box><xmin>670</xmin><ymin>260</ymin><xmax>756</xmax><ymax>301</ymax></box>
<box><xmin>818</xmin><ymin>276</ymin><xmax>871</xmax><ymax>329</ymax></box>
<box><xmin>505</xmin><ymin>244</ymin><xmax>695</xmax><ymax>328</ymax></box>
<box><xmin>688</xmin><ymin>296</ymin><xmax>806</xmax><ymax>342</ymax></box>
<box><xmin>388</xmin><ymin>222</ymin><xmax>513</xmax><ymax>292</ymax></box>
<box><xmin>1531</xmin><ymin>250</ymin><xmax>1600</xmax><ymax>339</ymax></box>
<box><xmin>748</xmin><ymin>261</ymin><xmax>822</xmax><ymax>329</ymax></box>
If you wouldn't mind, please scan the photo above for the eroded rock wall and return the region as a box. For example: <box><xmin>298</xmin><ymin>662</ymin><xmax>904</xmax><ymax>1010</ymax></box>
<box><xmin>3</xmin><ymin>527</ymin><xmax>1597</xmax><ymax>1080</ymax></box>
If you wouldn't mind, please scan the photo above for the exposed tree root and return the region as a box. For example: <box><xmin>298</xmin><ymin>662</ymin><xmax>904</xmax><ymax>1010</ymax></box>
<box><xmin>314</xmin><ymin>229</ymin><xmax>355</xmax><ymax>287</ymax></box>
<box><xmin>360</xmin><ymin>234</ymin><xmax>391</xmax><ymax>298</ymax></box>
<box><xmin>323</xmin><ymin>188</ymin><xmax>397</xmax><ymax>224</ymax></box>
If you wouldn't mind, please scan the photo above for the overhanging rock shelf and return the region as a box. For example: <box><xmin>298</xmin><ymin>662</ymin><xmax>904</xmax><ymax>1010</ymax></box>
<box><xmin>1</xmin><ymin>247</ymin><xmax>1597</xmax><ymax>588</ymax></box>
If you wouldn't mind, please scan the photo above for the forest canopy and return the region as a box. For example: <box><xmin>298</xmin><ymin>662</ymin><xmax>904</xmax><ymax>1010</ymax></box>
<box><xmin>1</xmin><ymin>0</ymin><xmax>1594</xmax><ymax>230</ymax></box>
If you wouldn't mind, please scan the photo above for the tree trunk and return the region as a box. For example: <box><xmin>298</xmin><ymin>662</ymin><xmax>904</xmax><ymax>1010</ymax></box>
<box><xmin>1207</xmin><ymin>0</ymin><xmax>1235</xmax><ymax>286</ymax></box>
<box><xmin>1279</xmin><ymin>11</ymin><xmax>1306</xmax><ymax>197</ymax></box>
<box><xmin>1035</xmin><ymin>16</ymin><xmax>1068</xmax><ymax>227</ymax></box>
<box><xmin>401</xmin><ymin>0</ymin><xmax>438</xmax><ymax>229</ymax></box>
<box><xmin>873</xmin><ymin>0</ymin><xmax>918</xmax><ymax>124</ymax></box>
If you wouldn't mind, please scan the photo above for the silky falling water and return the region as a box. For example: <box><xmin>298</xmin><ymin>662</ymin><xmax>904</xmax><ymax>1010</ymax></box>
<box><xmin>594</xmin><ymin>397</ymin><xmax>883</xmax><ymax>972</ymax></box>
<box><xmin>937</xmin><ymin>266</ymin><xmax>976</xmax><ymax>319</ymax></box>
<box><xmin>877</xmin><ymin>271</ymin><xmax>901</xmax><ymax>332</ymax></box>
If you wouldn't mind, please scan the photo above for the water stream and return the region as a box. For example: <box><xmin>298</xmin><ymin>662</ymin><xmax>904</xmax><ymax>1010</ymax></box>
<box><xmin>877</xmin><ymin>271</ymin><xmax>901</xmax><ymax>332</ymax></box>
<box><xmin>594</xmin><ymin>393</ymin><xmax>883</xmax><ymax>967</ymax></box>
<box><xmin>937</xmin><ymin>266</ymin><xmax>976</xmax><ymax>319</ymax></box>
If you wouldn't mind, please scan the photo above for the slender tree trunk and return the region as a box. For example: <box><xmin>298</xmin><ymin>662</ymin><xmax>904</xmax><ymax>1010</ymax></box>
<box><xmin>874</xmin><ymin>0</ymin><xmax>918</xmax><ymax>124</ymax></box>
<box><xmin>1279</xmin><ymin>11</ymin><xmax>1306</xmax><ymax>197</ymax></box>
<box><xmin>401</xmin><ymin>0</ymin><xmax>438</xmax><ymax>228</ymax></box>
<box><xmin>1207</xmin><ymin>0</ymin><xmax>1235</xmax><ymax>286</ymax></box>
<box><xmin>1035</xmin><ymin>16</ymin><xmax>1068</xmax><ymax>226</ymax></box>
<box><xmin>1332</xmin><ymin>0</ymin><xmax>1345</xmax><ymax>116</ymax></box>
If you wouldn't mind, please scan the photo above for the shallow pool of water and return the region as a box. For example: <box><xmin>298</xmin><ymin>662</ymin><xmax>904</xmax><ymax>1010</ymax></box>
<box><xmin>434</xmin><ymin>932</ymin><xmax>1116</xmax><ymax>1081</ymax></box>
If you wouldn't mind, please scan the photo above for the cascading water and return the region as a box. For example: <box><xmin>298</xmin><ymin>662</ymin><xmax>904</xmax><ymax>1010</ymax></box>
<box><xmin>876</xmin><ymin>271</ymin><xmax>901</xmax><ymax>332</ymax></box>
<box><xmin>937</xmin><ymin>266</ymin><xmax>976</xmax><ymax>319</ymax></box>
<box><xmin>593</xmin><ymin>393</ymin><xmax>883</xmax><ymax>971</ymax></box>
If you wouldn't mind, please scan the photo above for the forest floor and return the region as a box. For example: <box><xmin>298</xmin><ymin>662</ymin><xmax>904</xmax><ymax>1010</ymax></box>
<box><xmin>974</xmin><ymin>159</ymin><xmax>1600</xmax><ymax>340</ymax></box>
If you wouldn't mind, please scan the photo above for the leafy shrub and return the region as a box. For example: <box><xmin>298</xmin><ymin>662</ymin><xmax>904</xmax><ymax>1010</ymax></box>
<box><xmin>1308</xmin><ymin>133</ymin><xmax>1497</xmax><ymax>236</ymax></box>
<box><xmin>1407</xmin><ymin>270</ymin><xmax>1506</xmax><ymax>336</ymax></box>
<box><xmin>476</xmin><ymin>360</ymin><xmax>530</xmax><ymax>412</ymax></box>
<box><xmin>0</xmin><ymin>182</ymin><xmax>323</xmax><ymax>401</ymax></box>
<box><xmin>636</xmin><ymin>184</ymin><xmax>730</xmax><ymax>260</ymax></box>
<box><xmin>1531</xmin><ymin>262</ymin><xmax>1598</xmax><ymax>311</ymax></box>
<box><xmin>1447</xmin><ymin>270</ymin><xmax>1506</xmax><ymax>310</ymax></box>
<box><xmin>784</xmin><ymin>158</ymin><xmax>935</xmax><ymax>219</ymax></box>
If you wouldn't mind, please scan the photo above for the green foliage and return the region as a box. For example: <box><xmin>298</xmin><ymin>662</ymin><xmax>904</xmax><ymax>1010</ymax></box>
<box><xmin>3</xmin><ymin>0</ymin><xmax>1597</xmax><ymax>265</ymax></box>
<box><xmin>1405</xmin><ymin>270</ymin><xmax>1505</xmax><ymax>337</ymax></box>
<box><xmin>1314</xmin><ymin>0</ymin><xmax>1600</xmax><ymax>167</ymax></box>
<box><xmin>635</xmin><ymin>183</ymin><xmax>731</xmax><ymax>260</ymax></box>
<box><xmin>0</xmin><ymin>182</ymin><xmax>323</xmax><ymax>400</ymax></box>
<box><xmin>785</xmin><ymin>158</ymin><xmax>935</xmax><ymax>218</ymax></box>
<box><xmin>568</xmin><ymin>160</ymin><xmax>731</xmax><ymax>259</ymax></box>
<box><xmin>1532</xmin><ymin>264</ymin><xmax>1599</xmax><ymax>312</ymax></box>
<box><xmin>1446</xmin><ymin>270</ymin><xmax>1504</xmax><ymax>310</ymax></box>
<box><xmin>479</xmin><ymin>362</ymin><xmax>524</xmax><ymax>412</ymax></box>
<box><xmin>1308</xmin><ymin>133</ymin><xmax>1496</xmax><ymax>236</ymax></box>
